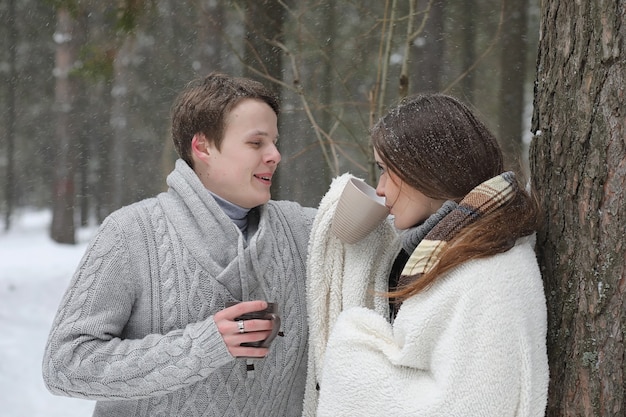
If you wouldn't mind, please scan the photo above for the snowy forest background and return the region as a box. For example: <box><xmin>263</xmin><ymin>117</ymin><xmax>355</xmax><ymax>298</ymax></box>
<box><xmin>0</xmin><ymin>1</ymin><xmax>538</xmax><ymax>414</ymax></box>
<box><xmin>0</xmin><ymin>0</ymin><xmax>537</xmax><ymax>243</ymax></box>
<box><xmin>2</xmin><ymin>1</ymin><xmax>626</xmax><ymax>416</ymax></box>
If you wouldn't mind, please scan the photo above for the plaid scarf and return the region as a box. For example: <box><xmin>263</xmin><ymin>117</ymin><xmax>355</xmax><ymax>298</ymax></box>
<box><xmin>400</xmin><ymin>171</ymin><xmax>517</xmax><ymax>282</ymax></box>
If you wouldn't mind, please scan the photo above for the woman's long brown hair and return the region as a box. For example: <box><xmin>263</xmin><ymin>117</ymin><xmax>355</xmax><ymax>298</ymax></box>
<box><xmin>372</xmin><ymin>94</ymin><xmax>541</xmax><ymax>302</ymax></box>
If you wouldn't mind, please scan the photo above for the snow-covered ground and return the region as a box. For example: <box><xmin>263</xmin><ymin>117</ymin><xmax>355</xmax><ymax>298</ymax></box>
<box><xmin>0</xmin><ymin>210</ymin><xmax>96</xmax><ymax>416</ymax></box>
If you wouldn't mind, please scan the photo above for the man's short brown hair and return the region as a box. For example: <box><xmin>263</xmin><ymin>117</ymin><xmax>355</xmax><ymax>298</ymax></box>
<box><xmin>170</xmin><ymin>72</ymin><xmax>280</xmax><ymax>167</ymax></box>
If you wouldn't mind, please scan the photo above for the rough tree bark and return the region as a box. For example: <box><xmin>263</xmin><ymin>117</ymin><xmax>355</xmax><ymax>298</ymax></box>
<box><xmin>530</xmin><ymin>0</ymin><xmax>626</xmax><ymax>415</ymax></box>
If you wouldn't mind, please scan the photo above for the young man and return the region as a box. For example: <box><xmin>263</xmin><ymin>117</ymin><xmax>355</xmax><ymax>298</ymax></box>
<box><xmin>43</xmin><ymin>73</ymin><xmax>316</xmax><ymax>416</ymax></box>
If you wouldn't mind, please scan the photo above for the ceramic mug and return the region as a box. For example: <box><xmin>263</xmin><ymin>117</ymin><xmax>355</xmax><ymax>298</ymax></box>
<box><xmin>331</xmin><ymin>177</ymin><xmax>390</xmax><ymax>244</ymax></box>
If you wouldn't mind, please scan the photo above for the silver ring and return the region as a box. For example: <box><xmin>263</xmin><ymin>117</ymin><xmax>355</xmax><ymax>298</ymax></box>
<box><xmin>237</xmin><ymin>320</ymin><xmax>245</xmax><ymax>334</ymax></box>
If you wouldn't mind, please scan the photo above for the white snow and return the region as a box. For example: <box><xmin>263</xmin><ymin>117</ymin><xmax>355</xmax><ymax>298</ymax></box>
<box><xmin>0</xmin><ymin>210</ymin><xmax>96</xmax><ymax>416</ymax></box>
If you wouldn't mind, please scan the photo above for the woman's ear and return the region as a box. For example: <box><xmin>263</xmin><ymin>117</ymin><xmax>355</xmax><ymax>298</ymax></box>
<box><xmin>191</xmin><ymin>133</ymin><xmax>211</xmax><ymax>164</ymax></box>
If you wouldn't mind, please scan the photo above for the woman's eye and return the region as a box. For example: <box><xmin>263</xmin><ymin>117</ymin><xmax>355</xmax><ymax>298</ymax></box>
<box><xmin>376</xmin><ymin>163</ymin><xmax>385</xmax><ymax>172</ymax></box>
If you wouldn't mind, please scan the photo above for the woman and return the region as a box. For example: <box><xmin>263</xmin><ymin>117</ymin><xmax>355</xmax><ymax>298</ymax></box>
<box><xmin>313</xmin><ymin>94</ymin><xmax>549</xmax><ymax>416</ymax></box>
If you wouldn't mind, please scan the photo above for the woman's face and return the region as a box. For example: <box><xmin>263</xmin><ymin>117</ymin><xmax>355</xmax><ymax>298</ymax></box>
<box><xmin>373</xmin><ymin>149</ymin><xmax>445</xmax><ymax>230</ymax></box>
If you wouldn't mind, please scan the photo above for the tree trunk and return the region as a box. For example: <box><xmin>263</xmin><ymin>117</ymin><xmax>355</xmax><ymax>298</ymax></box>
<box><xmin>411</xmin><ymin>0</ymin><xmax>446</xmax><ymax>93</ymax></box>
<box><xmin>316</xmin><ymin>0</ymin><xmax>335</xmax><ymax>192</ymax></box>
<box><xmin>91</xmin><ymin>79</ymin><xmax>114</xmax><ymax>224</ymax></box>
<box><xmin>50</xmin><ymin>7</ymin><xmax>82</xmax><ymax>244</ymax></box>
<box><xmin>460</xmin><ymin>0</ymin><xmax>476</xmax><ymax>104</ymax></box>
<box><xmin>3</xmin><ymin>0</ymin><xmax>17</xmax><ymax>231</ymax></box>
<box><xmin>530</xmin><ymin>0</ymin><xmax>626</xmax><ymax>415</ymax></box>
<box><xmin>194</xmin><ymin>0</ymin><xmax>225</xmax><ymax>75</ymax></box>
<box><xmin>498</xmin><ymin>0</ymin><xmax>528</xmax><ymax>172</ymax></box>
<box><xmin>76</xmin><ymin>63</ymin><xmax>90</xmax><ymax>227</ymax></box>
<box><xmin>109</xmin><ymin>36</ymin><xmax>137</xmax><ymax>212</ymax></box>
<box><xmin>242</xmin><ymin>0</ymin><xmax>286</xmax><ymax>93</ymax></box>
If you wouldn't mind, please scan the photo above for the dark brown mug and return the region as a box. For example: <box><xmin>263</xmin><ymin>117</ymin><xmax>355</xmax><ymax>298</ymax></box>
<box><xmin>225</xmin><ymin>301</ymin><xmax>281</xmax><ymax>348</ymax></box>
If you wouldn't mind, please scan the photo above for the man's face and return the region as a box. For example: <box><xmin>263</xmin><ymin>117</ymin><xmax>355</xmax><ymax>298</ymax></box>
<box><xmin>203</xmin><ymin>99</ymin><xmax>281</xmax><ymax>208</ymax></box>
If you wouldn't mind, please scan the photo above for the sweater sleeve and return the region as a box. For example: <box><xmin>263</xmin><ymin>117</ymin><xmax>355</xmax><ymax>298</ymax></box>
<box><xmin>42</xmin><ymin>216</ymin><xmax>233</xmax><ymax>400</ymax></box>
<box><xmin>316</xmin><ymin>246</ymin><xmax>548</xmax><ymax>417</ymax></box>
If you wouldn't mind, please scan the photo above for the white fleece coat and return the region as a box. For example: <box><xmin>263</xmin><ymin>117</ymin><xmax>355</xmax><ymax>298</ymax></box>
<box><xmin>305</xmin><ymin>174</ymin><xmax>549</xmax><ymax>417</ymax></box>
<box><xmin>303</xmin><ymin>173</ymin><xmax>400</xmax><ymax>416</ymax></box>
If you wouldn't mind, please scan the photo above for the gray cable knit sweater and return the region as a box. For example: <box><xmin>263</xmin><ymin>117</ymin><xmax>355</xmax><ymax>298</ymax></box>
<box><xmin>42</xmin><ymin>160</ymin><xmax>316</xmax><ymax>417</ymax></box>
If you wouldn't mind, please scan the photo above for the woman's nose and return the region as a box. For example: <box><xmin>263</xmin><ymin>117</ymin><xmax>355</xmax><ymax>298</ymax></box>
<box><xmin>375</xmin><ymin>177</ymin><xmax>385</xmax><ymax>197</ymax></box>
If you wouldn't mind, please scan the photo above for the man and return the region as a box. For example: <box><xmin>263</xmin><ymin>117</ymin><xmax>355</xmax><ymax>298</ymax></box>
<box><xmin>43</xmin><ymin>73</ymin><xmax>315</xmax><ymax>416</ymax></box>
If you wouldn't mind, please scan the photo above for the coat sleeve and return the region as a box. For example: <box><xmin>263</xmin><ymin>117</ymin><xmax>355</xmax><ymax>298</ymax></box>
<box><xmin>42</xmin><ymin>216</ymin><xmax>233</xmax><ymax>400</ymax></box>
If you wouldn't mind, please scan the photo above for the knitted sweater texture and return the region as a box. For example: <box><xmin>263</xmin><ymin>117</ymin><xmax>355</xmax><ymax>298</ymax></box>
<box><xmin>42</xmin><ymin>160</ymin><xmax>316</xmax><ymax>417</ymax></box>
<box><xmin>302</xmin><ymin>173</ymin><xmax>400</xmax><ymax>416</ymax></box>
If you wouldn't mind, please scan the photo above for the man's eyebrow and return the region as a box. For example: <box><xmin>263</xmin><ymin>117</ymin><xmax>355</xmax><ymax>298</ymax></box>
<box><xmin>248</xmin><ymin>130</ymin><xmax>279</xmax><ymax>142</ymax></box>
<box><xmin>248</xmin><ymin>130</ymin><xmax>269</xmax><ymax>136</ymax></box>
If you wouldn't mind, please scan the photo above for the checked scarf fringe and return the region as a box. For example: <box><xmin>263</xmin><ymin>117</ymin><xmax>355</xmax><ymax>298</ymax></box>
<box><xmin>400</xmin><ymin>171</ymin><xmax>517</xmax><ymax>282</ymax></box>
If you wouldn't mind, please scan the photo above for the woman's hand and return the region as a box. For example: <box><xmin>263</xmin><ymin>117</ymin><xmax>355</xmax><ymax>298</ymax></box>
<box><xmin>214</xmin><ymin>300</ymin><xmax>274</xmax><ymax>357</ymax></box>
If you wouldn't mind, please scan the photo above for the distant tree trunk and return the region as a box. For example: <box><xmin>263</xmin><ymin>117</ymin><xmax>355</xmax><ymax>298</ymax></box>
<box><xmin>3</xmin><ymin>0</ymin><xmax>17</xmax><ymax>231</ymax></box>
<box><xmin>242</xmin><ymin>0</ymin><xmax>286</xmax><ymax>93</ymax></box>
<box><xmin>498</xmin><ymin>0</ymin><xmax>528</xmax><ymax>171</ymax></box>
<box><xmin>320</xmin><ymin>0</ymin><xmax>335</xmax><ymax>138</ymax></box>
<box><xmin>109</xmin><ymin>36</ymin><xmax>137</xmax><ymax>212</ymax></box>
<box><xmin>77</xmin><ymin>131</ymin><xmax>89</xmax><ymax>227</ymax></box>
<box><xmin>50</xmin><ymin>7</ymin><xmax>84</xmax><ymax>244</ymax></box>
<box><xmin>530</xmin><ymin>0</ymin><xmax>626</xmax><ymax>415</ymax></box>
<box><xmin>195</xmin><ymin>0</ymin><xmax>225</xmax><ymax>74</ymax></box>
<box><xmin>460</xmin><ymin>0</ymin><xmax>476</xmax><ymax>103</ymax></box>
<box><xmin>316</xmin><ymin>0</ymin><xmax>335</xmax><ymax>190</ymax></box>
<box><xmin>76</xmin><ymin>68</ymin><xmax>90</xmax><ymax>227</ymax></box>
<box><xmin>411</xmin><ymin>0</ymin><xmax>446</xmax><ymax>93</ymax></box>
<box><xmin>92</xmin><ymin>79</ymin><xmax>114</xmax><ymax>224</ymax></box>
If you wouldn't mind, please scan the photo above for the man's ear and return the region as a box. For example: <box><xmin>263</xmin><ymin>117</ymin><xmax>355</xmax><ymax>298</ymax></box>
<box><xmin>191</xmin><ymin>133</ymin><xmax>211</xmax><ymax>164</ymax></box>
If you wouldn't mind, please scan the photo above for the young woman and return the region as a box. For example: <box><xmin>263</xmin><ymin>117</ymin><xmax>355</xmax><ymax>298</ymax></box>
<box><xmin>312</xmin><ymin>94</ymin><xmax>549</xmax><ymax>416</ymax></box>
<box><xmin>43</xmin><ymin>73</ymin><xmax>316</xmax><ymax>417</ymax></box>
